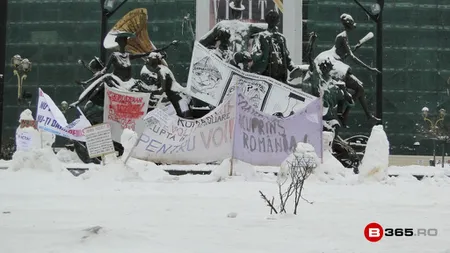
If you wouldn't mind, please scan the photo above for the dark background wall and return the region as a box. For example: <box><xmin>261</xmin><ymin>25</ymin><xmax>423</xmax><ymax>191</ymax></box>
<box><xmin>3</xmin><ymin>0</ymin><xmax>450</xmax><ymax>156</ymax></box>
<box><xmin>2</xmin><ymin>0</ymin><xmax>196</xmax><ymax>145</ymax></box>
<box><xmin>303</xmin><ymin>0</ymin><xmax>450</xmax><ymax>156</ymax></box>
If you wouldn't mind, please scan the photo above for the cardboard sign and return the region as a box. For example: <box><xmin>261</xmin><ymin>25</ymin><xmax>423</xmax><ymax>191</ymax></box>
<box><xmin>83</xmin><ymin>123</ymin><xmax>116</xmax><ymax>158</ymax></box>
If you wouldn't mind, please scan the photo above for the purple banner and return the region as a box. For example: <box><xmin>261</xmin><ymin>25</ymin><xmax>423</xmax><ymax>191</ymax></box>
<box><xmin>233</xmin><ymin>89</ymin><xmax>323</xmax><ymax>166</ymax></box>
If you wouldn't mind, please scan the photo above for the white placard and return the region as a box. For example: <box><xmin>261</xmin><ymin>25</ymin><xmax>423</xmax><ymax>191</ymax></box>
<box><xmin>15</xmin><ymin>131</ymin><xmax>33</xmax><ymax>151</ymax></box>
<box><xmin>83</xmin><ymin>123</ymin><xmax>116</xmax><ymax>158</ymax></box>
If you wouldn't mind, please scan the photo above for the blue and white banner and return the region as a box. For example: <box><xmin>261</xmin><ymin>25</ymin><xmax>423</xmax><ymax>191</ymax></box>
<box><xmin>36</xmin><ymin>88</ymin><xmax>92</xmax><ymax>142</ymax></box>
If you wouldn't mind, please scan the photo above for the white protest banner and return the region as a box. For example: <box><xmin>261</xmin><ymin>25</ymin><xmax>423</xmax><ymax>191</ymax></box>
<box><xmin>36</xmin><ymin>88</ymin><xmax>92</xmax><ymax>142</ymax></box>
<box><xmin>132</xmin><ymin>93</ymin><xmax>236</xmax><ymax>164</ymax></box>
<box><xmin>104</xmin><ymin>86</ymin><xmax>150</xmax><ymax>142</ymax></box>
<box><xmin>186</xmin><ymin>41</ymin><xmax>233</xmax><ymax>106</ymax></box>
<box><xmin>82</xmin><ymin>123</ymin><xmax>116</xmax><ymax>158</ymax></box>
<box><xmin>186</xmin><ymin>41</ymin><xmax>316</xmax><ymax>116</ymax></box>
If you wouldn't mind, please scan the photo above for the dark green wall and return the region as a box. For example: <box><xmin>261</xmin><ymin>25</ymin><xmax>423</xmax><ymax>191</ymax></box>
<box><xmin>304</xmin><ymin>0</ymin><xmax>450</xmax><ymax>155</ymax></box>
<box><xmin>4</xmin><ymin>0</ymin><xmax>450</xmax><ymax>155</ymax></box>
<box><xmin>3</xmin><ymin>0</ymin><xmax>195</xmax><ymax>144</ymax></box>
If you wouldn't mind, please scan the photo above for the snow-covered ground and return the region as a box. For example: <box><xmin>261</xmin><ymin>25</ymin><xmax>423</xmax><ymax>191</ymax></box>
<box><xmin>1</xmin><ymin>125</ymin><xmax>450</xmax><ymax>253</ymax></box>
<box><xmin>1</xmin><ymin>151</ymin><xmax>450</xmax><ymax>253</ymax></box>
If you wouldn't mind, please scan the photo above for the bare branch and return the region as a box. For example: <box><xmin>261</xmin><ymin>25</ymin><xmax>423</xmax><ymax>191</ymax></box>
<box><xmin>259</xmin><ymin>190</ymin><xmax>278</xmax><ymax>214</ymax></box>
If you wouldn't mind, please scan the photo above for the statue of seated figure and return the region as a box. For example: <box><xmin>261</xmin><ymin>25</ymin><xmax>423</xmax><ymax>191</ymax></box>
<box><xmin>313</xmin><ymin>13</ymin><xmax>381</xmax><ymax>127</ymax></box>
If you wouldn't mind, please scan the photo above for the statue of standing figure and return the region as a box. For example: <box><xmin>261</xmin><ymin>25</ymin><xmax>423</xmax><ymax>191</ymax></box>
<box><xmin>69</xmin><ymin>31</ymin><xmax>152</xmax><ymax>109</ymax></box>
<box><xmin>199</xmin><ymin>0</ymin><xmax>266</xmax><ymax>71</ymax></box>
<box><xmin>101</xmin><ymin>31</ymin><xmax>152</xmax><ymax>90</ymax></box>
<box><xmin>250</xmin><ymin>10</ymin><xmax>303</xmax><ymax>84</ymax></box>
<box><xmin>314</xmin><ymin>14</ymin><xmax>381</xmax><ymax>127</ymax></box>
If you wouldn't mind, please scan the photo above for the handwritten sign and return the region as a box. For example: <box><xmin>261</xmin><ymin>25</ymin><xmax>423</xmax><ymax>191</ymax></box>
<box><xmin>83</xmin><ymin>123</ymin><xmax>116</xmax><ymax>158</ymax></box>
<box><xmin>232</xmin><ymin>89</ymin><xmax>323</xmax><ymax>166</ymax></box>
<box><xmin>104</xmin><ymin>86</ymin><xmax>150</xmax><ymax>141</ymax></box>
<box><xmin>133</xmin><ymin>94</ymin><xmax>236</xmax><ymax>164</ymax></box>
<box><xmin>144</xmin><ymin>108</ymin><xmax>171</xmax><ymax>128</ymax></box>
<box><xmin>15</xmin><ymin>131</ymin><xmax>34</xmax><ymax>151</ymax></box>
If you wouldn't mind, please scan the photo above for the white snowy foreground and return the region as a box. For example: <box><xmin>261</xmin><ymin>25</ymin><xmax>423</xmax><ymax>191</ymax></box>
<box><xmin>1</xmin><ymin>156</ymin><xmax>450</xmax><ymax>253</ymax></box>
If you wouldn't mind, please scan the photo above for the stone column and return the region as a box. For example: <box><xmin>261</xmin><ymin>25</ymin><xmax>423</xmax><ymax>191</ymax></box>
<box><xmin>283</xmin><ymin>0</ymin><xmax>303</xmax><ymax>65</ymax></box>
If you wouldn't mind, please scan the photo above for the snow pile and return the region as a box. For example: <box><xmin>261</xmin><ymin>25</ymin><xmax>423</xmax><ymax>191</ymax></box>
<box><xmin>82</xmin><ymin>154</ymin><xmax>143</xmax><ymax>182</ymax></box>
<box><xmin>279</xmin><ymin>142</ymin><xmax>319</xmax><ymax>181</ymax></box>
<box><xmin>19</xmin><ymin>109</ymin><xmax>34</xmax><ymax>121</ymax></box>
<box><xmin>210</xmin><ymin>158</ymin><xmax>259</xmax><ymax>181</ymax></box>
<box><xmin>230</xmin><ymin>159</ymin><xmax>258</xmax><ymax>179</ymax></box>
<box><xmin>9</xmin><ymin>110</ymin><xmax>68</xmax><ymax>174</ymax></box>
<box><xmin>14</xmin><ymin>110</ymin><xmax>41</xmax><ymax>151</ymax></box>
<box><xmin>120</xmin><ymin>128</ymin><xmax>139</xmax><ymax>159</ymax></box>
<box><xmin>9</xmin><ymin>147</ymin><xmax>67</xmax><ymax>174</ymax></box>
<box><xmin>118</xmin><ymin>128</ymin><xmax>169</xmax><ymax>181</ymax></box>
<box><xmin>40</xmin><ymin>130</ymin><xmax>56</xmax><ymax>147</ymax></box>
<box><xmin>421</xmin><ymin>172</ymin><xmax>450</xmax><ymax>186</ymax></box>
<box><xmin>56</xmin><ymin>148</ymin><xmax>83</xmax><ymax>164</ymax></box>
<box><xmin>358</xmin><ymin>125</ymin><xmax>390</xmax><ymax>182</ymax></box>
<box><xmin>83</xmin><ymin>129</ymin><xmax>169</xmax><ymax>182</ymax></box>
<box><xmin>384</xmin><ymin>173</ymin><xmax>419</xmax><ymax>185</ymax></box>
<box><xmin>312</xmin><ymin>131</ymin><xmax>355</xmax><ymax>184</ymax></box>
<box><xmin>124</xmin><ymin>158</ymin><xmax>170</xmax><ymax>182</ymax></box>
<box><xmin>210</xmin><ymin>158</ymin><xmax>232</xmax><ymax>181</ymax></box>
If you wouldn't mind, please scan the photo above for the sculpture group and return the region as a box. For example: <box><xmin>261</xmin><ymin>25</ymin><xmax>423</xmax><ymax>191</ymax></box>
<box><xmin>68</xmin><ymin>1</ymin><xmax>381</xmax><ymax>171</ymax></box>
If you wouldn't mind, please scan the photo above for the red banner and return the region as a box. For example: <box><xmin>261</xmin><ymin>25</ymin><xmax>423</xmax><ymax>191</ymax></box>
<box><xmin>104</xmin><ymin>86</ymin><xmax>151</xmax><ymax>141</ymax></box>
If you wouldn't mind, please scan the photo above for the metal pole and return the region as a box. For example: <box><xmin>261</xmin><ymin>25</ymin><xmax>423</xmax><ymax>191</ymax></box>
<box><xmin>0</xmin><ymin>0</ymin><xmax>8</xmax><ymax>147</ymax></box>
<box><xmin>100</xmin><ymin>0</ymin><xmax>108</xmax><ymax>64</ymax></box>
<box><xmin>433</xmin><ymin>139</ymin><xmax>436</xmax><ymax>166</ymax></box>
<box><xmin>442</xmin><ymin>141</ymin><xmax>445</xmax><ymax>168</ymax></box>
<box><xmin>375</xmin><ymin>13</ymin><xmax>383</xmax><ymax>122</ymax></box>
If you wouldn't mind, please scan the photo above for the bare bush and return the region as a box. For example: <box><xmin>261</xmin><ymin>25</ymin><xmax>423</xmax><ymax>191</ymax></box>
<box><xmin>260</xmin><ymin>145</ymin><xmax>318</xmax><ymax>215</ymax></box>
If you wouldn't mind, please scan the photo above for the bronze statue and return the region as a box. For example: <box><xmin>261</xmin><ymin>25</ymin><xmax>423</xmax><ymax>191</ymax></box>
<box><xmin>199</xmin><ymin>0</ymin><xmax>265</xmax><ymax>70</ymax></box>
<box><xmin>250</xmin><ymin>10</ymin><xmax>301</xmax><ymax>84</ymax></box>
<box><xmin>314</xmin><ymin>14</ymin><xmax>380</xmax><ymax>127</ymax></box>
<box><xmin>140</xmin><ymin>52</ymin><xmax>193</xmax><ymax>118</ymax></box>
<box><xmin>100</xmin><ymin>31</ymin><xmax>151</xmax><ymax>89</ymax></box>
<box><xmin>229</xmin><ymin>0</ymin><xmax>245</xmax><ymax>20</ymax></box>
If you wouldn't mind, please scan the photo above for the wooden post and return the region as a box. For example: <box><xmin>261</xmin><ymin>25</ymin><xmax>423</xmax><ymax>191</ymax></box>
<box><xmin>229</xmin><ymin>158</ymin><xmax>234</xmax><ymax>176</ymax></box>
